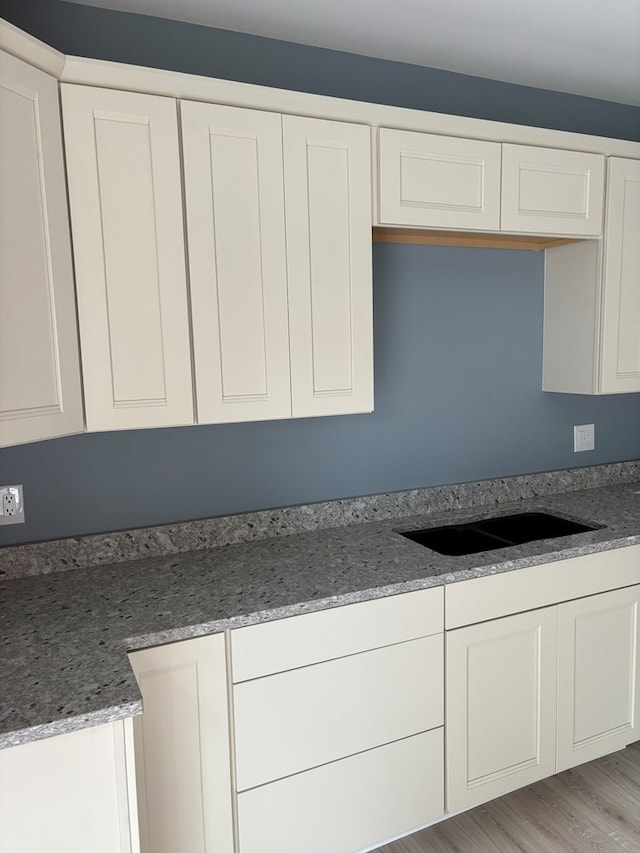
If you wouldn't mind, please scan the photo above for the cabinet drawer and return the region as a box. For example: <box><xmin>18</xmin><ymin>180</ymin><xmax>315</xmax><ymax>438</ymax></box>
<box><xmin>446</xmin><ymin>545</ymin><xmax>640</xmax><ymax>629</ymax></box>
<box><xmin>378</xmin><ymin>128</ymin><xmax>501</xmax><ymax>230</ymax></box>
<box><xmin>501</xmin><ymin>144</ymin><xmax>604</xmax><ymax>236</ymax></box>
<box><xmin>231</xmin><ymin>587</ymin><xmax>443</xmax><ymax>681</ymax></box>
<box><xmin>234</xmin><ymin>634</ymin><xmax>443</xmax><ymax>790</ymax></box>
<box><xmin>237</xmin><ymin>728</ymin><xmax>444</xmax><ymax>853</ymax></box>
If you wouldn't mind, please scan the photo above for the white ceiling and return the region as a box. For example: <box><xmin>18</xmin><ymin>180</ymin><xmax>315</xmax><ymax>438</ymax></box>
<box><xmin>66</xmin><ymin>0</ymin><xmax>640</xmax><ymax>106</ymax></box>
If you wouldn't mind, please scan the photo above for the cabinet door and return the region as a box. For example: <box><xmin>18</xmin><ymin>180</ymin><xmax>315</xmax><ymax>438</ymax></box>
<box><xmin>237</xmin><ymin>729</ymin><xmax>444</xmax><ymax>853</ymax></box>
<box><xmin>501</xmin><ymin>144</ymin><xmax>605</xmax><ymax>235</ymax></box>
<box><xmin>446</xmin><ymin>606</ymin><xmax>557</xmax><ymax>812</ymax></box>
<box><xmin>284</xmin><ymin>116</ymin><xmax>373</xmax><ymax>417</ymax></box>
<box><xmin>61</xmin><ymin>85</ymin><xmax>193</xmax><ymax>431</ymax></box>
<box><xmin>557</xmin><ymin>585</ymin><xmax>640</xmax><ymax>772</ymax></box>
<box><xmin>129</xmin><ymin>635</ymin><xmax>234</xmax><ymax>853</ymax></box>
<box><xmin>0</xmin><ymin>720</ymin><xmax>139</xmax><ymax>853</ymax></box>
<box><xmin>181</xmin><ymin>101</ymin><xmax>291</xmax><ymax>423</ymax></box>
<box><xmin>0</xmin><ymin>50</ymin><xmax>83</xmax><ymax>447</ymax></box>
<box><xmin>599</xmin><ymin>158</ymin><xmax>640</xmax><ymax>393</ymax></box>
<box><xmin>378</xmin><ymin>128</ymin><xmax>501</xmax><ymax>230</ymax></box>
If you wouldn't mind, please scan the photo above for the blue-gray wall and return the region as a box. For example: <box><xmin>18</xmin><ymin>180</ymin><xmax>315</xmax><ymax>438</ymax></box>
<box><xmin>1</xmin><ymin>1</ymin><xmax>639</xmax><ymax>546</ymax></box>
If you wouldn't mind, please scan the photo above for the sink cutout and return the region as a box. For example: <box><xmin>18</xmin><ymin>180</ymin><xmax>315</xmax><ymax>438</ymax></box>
<box><xmin>399</xmin><ymin>511</ymin><xmax>599</xmax><ymax>556</ymax></box>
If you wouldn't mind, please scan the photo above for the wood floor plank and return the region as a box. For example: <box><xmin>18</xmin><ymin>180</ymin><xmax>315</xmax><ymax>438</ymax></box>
<box><xmin>376</xmin><ymin>742</ymin><xmax>640</xmax><ymax>853</ymax></box>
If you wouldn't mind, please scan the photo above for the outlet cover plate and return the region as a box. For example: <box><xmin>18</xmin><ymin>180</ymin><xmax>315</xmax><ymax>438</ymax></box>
<box><xmin>574</xmin><ymin>424</ymin><xmax>595</xmax><ymax>452</ymax></box>
<box><xmin>0</xmin><ymin>485</ymin><xmax>25</xmax><ymax>525</ymax></box>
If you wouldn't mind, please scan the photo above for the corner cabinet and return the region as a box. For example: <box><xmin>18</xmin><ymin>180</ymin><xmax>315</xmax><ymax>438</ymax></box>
<box><xmin>0</xmin><ymin>50</ymin><xmax>83</xmax><ymax>447</ymax></box>
<box><xmin>182</xmin><ymin>103</ymin><xmax>373</xmax><ymax>423</ymax></box>
<box><xmin>543</xmin><ymin>157</ymin><xmax>640</xmax><ymax>394</ymax></box>
<box><xmin>61</xmin><ymin>85</ymin><xmax>195</xmax><ymax>432</ymax></box>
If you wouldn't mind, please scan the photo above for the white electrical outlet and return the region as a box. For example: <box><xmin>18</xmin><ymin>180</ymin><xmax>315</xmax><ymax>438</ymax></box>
<box><xmin>574</xmin><ymin>424</ymin><xmax>595</xmax><ymax>452</ymax></box>
<box><xmin>0</xmin><ymin>485</ymin><xmax>25</xmax><ymax>525</ymax></box>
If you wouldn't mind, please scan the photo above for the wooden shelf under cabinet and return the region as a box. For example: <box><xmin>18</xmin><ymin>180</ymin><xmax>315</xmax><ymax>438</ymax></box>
<box><xmin>373</xmin><ymin>227</ymin><xmax>582</xmax><ymax>251</ymax></box>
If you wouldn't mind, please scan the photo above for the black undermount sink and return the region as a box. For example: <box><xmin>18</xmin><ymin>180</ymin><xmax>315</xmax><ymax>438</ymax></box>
<box><xmin>399</xmin><ymin>511</ymin><xmax>599</xmax><ymax>556</ymax></box>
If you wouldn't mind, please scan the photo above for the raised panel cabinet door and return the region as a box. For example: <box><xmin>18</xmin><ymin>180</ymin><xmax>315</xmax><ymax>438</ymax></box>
<box><xmin>501</xmin><ymin>144</ymin><xmax>605</xmax><ymax>235</ymax></box>
<box><xmin>0</xmin><ymin>50</ymin><xmax>83</xmax><ymax>447</ymax></box>
<box><xmin>0</xmin><ymin>720</ymin><xmax>140</xmax><ymax>853</ymax></box>
<box><xmin>378</xmin><ymin>128</ymin><xmax>502</xmax><ymax>230</ymax></box>
<box><xmin>557</xmin><ymin>585</ymin><xmax>640</xmax><ymax>772</ymax></box>
<box><xmin>599</xmin><ymin>158</ymin><xmax>640</xmax><ymax>393</ymax></box>
<box><xmin>181</xmin><ymin>101</ymin><xmax>291</xmax><ymax>423</ymax></box>
<box><xmin>446</xmin><ymin>606</ymin><xmax>558</xmax><ymax>812</ymax></box>
<box><xmin>237</xmin><ymin>729</ymin><xmax>444</xmax><ymax>853</ymax></box>
<box><xmin>283</xmin><ymin>115</ymin><xmax>373</xmax><ymax>417</ymax></box>
<box><xmin>128</xmin><ymin>634</ymin><xmax>234</xmax><ymax>853</ymax></box>
<box><xmin>61</xmin><ymin>85</ymin><xmax>193</xmax><ymax>431</ymax></box>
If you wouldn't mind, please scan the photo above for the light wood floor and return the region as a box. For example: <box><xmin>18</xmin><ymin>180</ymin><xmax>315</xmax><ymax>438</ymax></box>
<box><xmin>377</xmin><ymin>741</ymin><xmax>640</xmax><ymax>853</ymax></box>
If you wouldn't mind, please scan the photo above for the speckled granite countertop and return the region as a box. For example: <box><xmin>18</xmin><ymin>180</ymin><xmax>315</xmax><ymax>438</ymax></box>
<box><xmin>2</xmin><ymin>480</ymin><xmax>640</xmax><ymax>749</ymax></box>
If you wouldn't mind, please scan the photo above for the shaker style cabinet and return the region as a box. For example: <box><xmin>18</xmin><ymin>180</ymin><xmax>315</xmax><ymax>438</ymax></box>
<box><xmin>543</xmin><ymin>157</ymin><xmax>640</xmax><ymax>394</ymax></box>
<box><xmin>556</xmin><ymin>584</ymin><xmax>640</xmax><ymax>771</ymax></box>
<box><xmin>501</xmin><ymin>143</ymin><xmax>605</xmax><ymax>235</ymax></box>
<box><xmin>182</xmin><ymin>102</ymin><xmax>373</xmax><ymax>423</ymax></box>
<box><xmin>446</xmin><ymin>606</ymin><xmax>558</xmax><ymax>812</ymax></box>
<box><xmin>128</xmin><ymin>634</ymin><xmax>234</xmax><ymax>853</ymax></box>
<box><xmin>0</xmin><ymin>720</ymin><xmax>140</xmax><ymax>853</ymax></box>
<box><xmin>0</xmin><ymin>50</ymin><xmax>83</xmax><ymax>447</ymax></box>
<box><xmin>377</xmin><ymin>130</ymin><xmax>606</xmax><ymax>238</ymax></box>
<box><xmin>181</xmin><ymin>101</ymin><xmax>291</xmax><ymax>424</ymax></box>
<box><xmin>377</xmin><ymin>128</ymin><xmax>502</xmax><ymax>230</ymax></box>
<box><xmin>61</xmin><ymin>84</ymin><xmax>194</xmax><ymax>432</ymax></box>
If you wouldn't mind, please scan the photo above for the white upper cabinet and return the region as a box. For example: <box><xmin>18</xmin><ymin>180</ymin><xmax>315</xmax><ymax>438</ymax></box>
<box><xmin>501</xmin><ymin>143</ymin><xmax>605</xmax><ymax>235</ymax></box>
<box><xmin>284</xmin><ymin>116</ymin><xmax>373</xmax><ymax>417</ymax></box>
<box><xmin>61</xmin><ymin>85</ymin><xmax>194</xmax><ymax>432</ymax></box>
<box><xmin>181</xmin><ymin>101</ymin><xmax>291</xmax><ymax>423</ymax></box>
<box><xmin>378</xmin><ymin>128</ymin><xmax>502</xmax><ymax>231</ymax></box>
<box><xmin>543</xmin><ymin>157</ymin><xmax>640</xmax><ymax>394</ymax></box>
<box><xmin>599</xmin><ymin>157</ymin><xmax>640</xmax><ymax>392</ymax></box>
<box><xmin>0</xmin><ymin>50</ymin><xmax>83</xmax><ymax>448</ymax></box>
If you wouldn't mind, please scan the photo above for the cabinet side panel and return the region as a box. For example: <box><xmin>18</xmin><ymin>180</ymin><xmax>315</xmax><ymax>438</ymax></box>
<box><xmin>0</xmin><ymin>50</ymin><xmax>83</xmax><ymax>447</ymax></box>
<box><xmin>543</xmin><ymin>240</ymin><xmax>600</xmax><ymax>394</ymax></box>
<box><xmin>129</xmin><ymin>634</ymin><xmax>234</xmax><ymax>853</ymax></box>
<box><xmin>600</xmin><ymin>158</ymin><xmax>640</xmax><ymax>393</ymax></box>
<box><xmin>284</xmin><ymin>115</ymin><xmax>373</xmax><ymax>417</ymax></box>
<box><xmin>61</xmin><ymin>84</ymin><xmax>193</xmax><ymax>431</ymax></box>
<box><xmin>181</xmin><ymin>101</ymin><xmax>291</xmax><ymax>423</ymax></box>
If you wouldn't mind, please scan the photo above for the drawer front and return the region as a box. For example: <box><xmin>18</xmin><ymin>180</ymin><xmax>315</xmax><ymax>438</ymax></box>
<box><xmin>237</xmin><ymin>728</ymin><xmax>444</xmax><ymax>853</ymax></box>
<box><xmin>446</xmin><ymin>545</ymin><xmax>640</xmax><ymax>629</ymax></box>
<box><xmin>231</xmin><ymin>586</ymin><xmax>443</xmax><ymax>682</ymax></box>
<box><xmin>378</xmin><ymin>128</ymin><xmax>501</xmax><ymax>230</ymax></box>
<box><xmin>501</xmin><ymin>144</ymin><xmax>605</xmax><ymax>236</ymax></box>
<box><xmin>234</xmin><ymin>634</ymin><xmax>443</xmax><ymax>790</ymax></box>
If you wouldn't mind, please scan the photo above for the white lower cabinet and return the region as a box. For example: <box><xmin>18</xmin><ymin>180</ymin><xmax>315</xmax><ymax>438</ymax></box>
<box><xmin>0</xmin><ymin>720</ymin><xmax>139</xmax><ymax>853</ymax></box>
<box><xmin>128</xmin><ymin>634</ymin><xmax>234</xmax><ymax>853</ymax></box>
<box><xmin>446</xmin><ymin>606</ymin><xmax>558</xmax><ymax>812</ymax></box>
<box><xmin>237</xmin><ymin>728</ymin><xmax>444</xmax><ymax>853</ymax></box>
<box><xmin>557</xmin><ymin>584</ymin><xmax>640</xmax><ymax>771</ymax></box>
